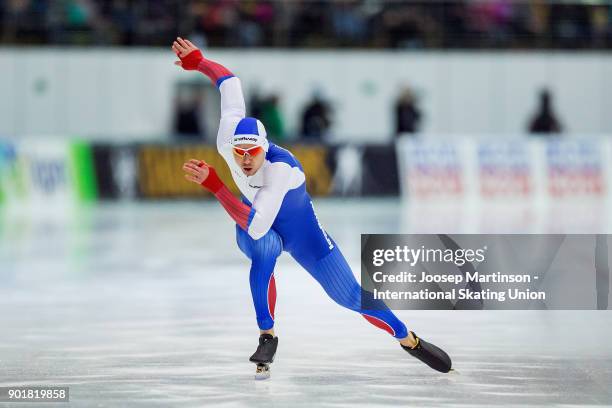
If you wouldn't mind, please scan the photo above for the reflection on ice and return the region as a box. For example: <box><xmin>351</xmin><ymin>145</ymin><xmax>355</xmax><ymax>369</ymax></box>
<box><xmin>0</xmin><ymin>199</ymin><xmax>611</xmax><ymax>406</ymax></box>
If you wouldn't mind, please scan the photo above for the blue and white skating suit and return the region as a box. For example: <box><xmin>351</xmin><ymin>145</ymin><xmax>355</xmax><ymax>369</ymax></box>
<box><xmin>215</xmin><ymin>76</ymin><xmax>408</xmax><ymax>339</ymax></box>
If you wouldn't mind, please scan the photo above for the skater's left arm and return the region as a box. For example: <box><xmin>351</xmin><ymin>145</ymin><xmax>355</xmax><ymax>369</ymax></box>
<box><xmin>182</xmin><ymin>160</ymin><xmax>291</xmax><ymax>240</ymax></box>
<box><xmin>172</xmin><ymin>37</ymin><xmax>235</xmax><ymax>88</ymax></box>
<box><xmin>172</xmin><ymin>37</ymin><xmax>245</xmax><ymax>151</ymax></box>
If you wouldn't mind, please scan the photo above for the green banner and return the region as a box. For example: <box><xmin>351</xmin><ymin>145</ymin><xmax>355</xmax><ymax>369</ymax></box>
<box><xmin>69</xmin><ymin>141</ymin><xmax>98</xmax><ymax>202</ymax></box>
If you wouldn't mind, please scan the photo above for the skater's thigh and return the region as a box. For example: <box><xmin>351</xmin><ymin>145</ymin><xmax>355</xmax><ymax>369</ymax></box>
<box><xmin>295</xmin><ymin>246</ymin><xmax>360</xmax><ymax>292</ymax></box>
<box><xmin>235</xmin><ymin>225</ymin><xmax>283</xmax><ymax>261</ymax></box>
<box><xmin>236</xmin><ymin>225</ymin><xmax>253</xmax><ymax>258</ymax></box>
<box><xmin>309</xmin><ymin>247</ymin><xmax>356</xmax><ymax>281</ymax></box>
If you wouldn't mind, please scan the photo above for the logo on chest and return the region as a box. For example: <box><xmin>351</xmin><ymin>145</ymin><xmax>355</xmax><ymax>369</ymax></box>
<box><xmin>232</xmin><ymin>169</ymin><xmax>263</xmax><ymax>190</ymax></box>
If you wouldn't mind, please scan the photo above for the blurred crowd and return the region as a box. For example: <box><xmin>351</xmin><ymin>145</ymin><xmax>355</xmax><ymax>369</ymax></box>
<box><xmin>2</xmin><ymin>0</ymin><xmax>611</xmax><ymax>49</ymax></box>
<box><xmin>174</xmin><ymin>83</ymin><xmax>562</xmax><ymax>143</ymax></box>
<box><xmin>173</xmin><ymin>86</ymin><xmax>335</xmax><ymax>143</ymax></box>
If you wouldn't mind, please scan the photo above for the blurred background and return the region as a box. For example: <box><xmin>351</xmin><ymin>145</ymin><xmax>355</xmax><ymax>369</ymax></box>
<box><xmin>1</xmin><ymin>2</ymin><xmax>612</xmax><ymax>405</ymax></box>
<box><xmin>1</xmin><ymin>0</ymin><xmax>612</xmax><ymax>228</ymax></box>
<box><xmin>1</xmin><ymin>0</ymin><xmax>612</xmax><ymax>215</ymax></box>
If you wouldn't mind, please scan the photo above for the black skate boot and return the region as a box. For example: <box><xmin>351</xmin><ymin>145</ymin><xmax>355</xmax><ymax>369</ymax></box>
<box><xmin>250</xmin><ymin>334</ymin><xmax>278</xmax><ymax>364</ymax></box>
<box><xmin>401</xmin><ymin>331</ymin><xmax>452</xmax><ymax>373</ymax></box>
<box><xmin>250</xmin><ymin>334</ymin><xmax>278</xmax><ymax>380</ymax></box>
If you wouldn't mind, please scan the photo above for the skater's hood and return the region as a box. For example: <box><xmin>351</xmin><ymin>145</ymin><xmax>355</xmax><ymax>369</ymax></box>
<box><xmin>232</xmin><ymin>117</ymin><xmax>269</xmax><ymax>152</ymax></box>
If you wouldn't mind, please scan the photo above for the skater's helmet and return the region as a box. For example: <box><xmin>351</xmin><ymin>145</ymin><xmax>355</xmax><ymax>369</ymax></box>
<box><xmin>232</xmin><ymin>117</ymin><xmax>269</xmax><ymax>152</ymax></box>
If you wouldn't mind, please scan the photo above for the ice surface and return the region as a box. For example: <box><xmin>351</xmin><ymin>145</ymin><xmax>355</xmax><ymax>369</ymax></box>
<box><xmin>0</xmin><ymin>199</ymin><xmax>611</xmax><ymax>407</ymax></box>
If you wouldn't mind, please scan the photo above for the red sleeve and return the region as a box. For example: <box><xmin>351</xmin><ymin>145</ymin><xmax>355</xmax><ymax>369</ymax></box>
<box><xmin>179</xmin><ymin>50</ymin><xmax>235</xmax><ymax>87</ymax></box>
<box><xmin>197</xmin><ymin>58</ymin><xmax>234</xmax><ymax>87</ymax></box>
<box><xmin>201</xmin><ymin>166</ymin><xmax>254</xmax><ymax>231</ymax></box>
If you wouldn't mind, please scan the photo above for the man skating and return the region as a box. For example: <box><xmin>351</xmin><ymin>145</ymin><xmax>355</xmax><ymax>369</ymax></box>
<box><xmin>173</xmin><ymin>37</ymin><xmax>452</xmax><ymax>378</ymax></box>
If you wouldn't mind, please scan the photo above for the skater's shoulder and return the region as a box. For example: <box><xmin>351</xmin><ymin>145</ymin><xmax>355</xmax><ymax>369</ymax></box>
<box><xmin>265</xmin><ymin>143</ymin><xmax>301</xmax><ymax>169</ymax></box>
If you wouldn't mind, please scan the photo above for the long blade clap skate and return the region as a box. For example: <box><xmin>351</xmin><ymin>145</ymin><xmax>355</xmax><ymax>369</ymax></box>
<box><xmin>401</xmin><ymin>331</ymin><xmax>452</xmax><ymax>373</ymax></box>
<box><xmin>250</xmin><ymin>334</ymin><xmax>278</xmax><ymax>380</ymax></box>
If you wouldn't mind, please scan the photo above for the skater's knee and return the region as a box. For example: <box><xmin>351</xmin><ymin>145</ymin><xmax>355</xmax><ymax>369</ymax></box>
<box><xmin>236</xmin><ymin>226</ymin><xmax>282</xmax><ymax>260</ymax></box>
<box><xmin>250</xmin><ymin>230</ymin><xmax>283</xmax><ymax>260</ymax></box>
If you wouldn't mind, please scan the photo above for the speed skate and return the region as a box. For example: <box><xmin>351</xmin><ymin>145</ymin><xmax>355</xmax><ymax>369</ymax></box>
<box><xmin>249</xmin><ymin>334</ymin><xmax>278</xmax><ymax>380</ymax></box>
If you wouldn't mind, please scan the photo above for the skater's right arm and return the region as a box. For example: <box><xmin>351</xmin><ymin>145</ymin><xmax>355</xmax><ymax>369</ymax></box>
<box><xmin>182</xmin><ymin>160</ymin><xmax>254</xmax><ymax>231</ymax></box>
<box><xmin>172</xmin><ymin>37</ymin><xmax>246</xmax><ymax>150</ymax></box>
<box><xmin>183</xmin><ymin>160</ymin><xmax>292</xmax><ymax>240</ymax></box>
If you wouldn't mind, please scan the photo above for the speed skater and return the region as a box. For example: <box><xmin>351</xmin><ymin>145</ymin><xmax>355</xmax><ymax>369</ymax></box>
<box><xmin>173</xmin><ymin>37</ymin><xmax>452</xmax><ymax>376</ymax></box>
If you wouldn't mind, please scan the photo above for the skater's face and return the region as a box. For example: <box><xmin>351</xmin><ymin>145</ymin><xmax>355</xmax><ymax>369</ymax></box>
<box><xmin>233</xmin><ymin>143</ymin><xmax>265</xmax><ymax>176</ymax></box>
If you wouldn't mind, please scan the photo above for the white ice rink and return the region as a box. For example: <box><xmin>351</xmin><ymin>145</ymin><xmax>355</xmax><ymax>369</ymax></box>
<box><xmin>1</xmin><ymin>199</ymin><xmax>612</xmax><ymax>407</ymax></box>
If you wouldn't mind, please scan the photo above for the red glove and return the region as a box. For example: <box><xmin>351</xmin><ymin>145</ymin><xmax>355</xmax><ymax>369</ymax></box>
<box><xmin>177</xmin><ymin>51</ymin><xmax>234</xmax><ymax>85</ymax></box>
<box><xmin>197</xmin><ymin>161</ymin><xmax>224</xmax><ymax>193</ymax></box>
<box><xmin>195</xmin><ymin>161</ymin><xmax>253</xmax><ymax>230</ymax></box>
<box><xmin>178</xmin><ymin>49</ymin><xmax>204</xmax><ymax>71</ymax></box>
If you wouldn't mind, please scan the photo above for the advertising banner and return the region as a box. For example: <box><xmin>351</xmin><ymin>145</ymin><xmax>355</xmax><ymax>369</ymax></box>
<box><xmin>0</xmin><ymin>142</ymin><xmax>19</xmax><ymax>205</ymax></box>
<box><xmin>135</xmin><ymin>144</ymin><xmax>333</xmax><ymax>199</ymax></box>
<box><xmin>396</xmin><ymin>139</ymin><xmax>470</xmax><ymax>199</ymax></box>
<box><xmin>477</xmin><ymin>140</ymin><xmax>534</xmax><ymax>199</ymax></box>
<box><xmin>4</xmin><ymin>141</ymin><xmax>73</xmax><ymax>210</ymax></box>
<box><xmin>0</xmin><ymin>139</ymin><xmax>97</xmax><ymax>210</ymax></box>
<box><xmin>545</xmin><ymin>139</ymin><xmax>609</xmax><ymax>198</ymax></box>
<box><xmin>397</xmin><ymin>137</ymin><xmax>612</xmax><ymax>202</ymax></box>
<box><xmin>92</xmin><ymin>144</ymin><xmax>139</xmax><ymax>200</ymax></box>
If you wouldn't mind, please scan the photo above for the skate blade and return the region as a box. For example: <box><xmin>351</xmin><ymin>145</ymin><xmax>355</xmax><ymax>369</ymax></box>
<box><xmin>254</xmin><ymin>364</ymin><xmax>270</xmax><ymax>380</ymax></box>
